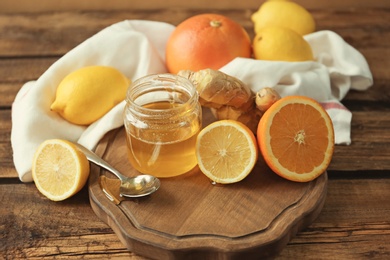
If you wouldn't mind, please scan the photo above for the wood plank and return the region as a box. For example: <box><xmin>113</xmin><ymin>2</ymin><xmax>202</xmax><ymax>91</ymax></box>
<box><xmin>0</xmin><ymin>57</ymin><xmax>59</xmax><ymax>107</ymax></box>
<box><xmin>329</xmin><ymin>110</ymin><xmax>390</xmax><ymax>171</ymax></box>
<box><xmin>0</xmin><ymin>12</ymin><xmax>114</xmax><ymax>57</ymax></box>
<box><xmin>0</xmin><ymin>182</ymin><xmax>140</xmax><ymax>259</ymax></box>
<box><xmin>0</xmin><ymin>83</ymin><xmax>23</xmax><ymax>107</ymax></box>
<box><xmin>344</xmin><ymin>82</ymin><xmax>390</xmax><ymax>104</ymax></box>
<box><xmin>278</xmin><ymin>178</ymin><xmax>390</xmax><ymax>259</ymax></box>
<box><xmin>1</xmin><ymin>0</ymin><xmax>390</xmax><ymax>13</ymax></box>
<box><xmin>0</xmin><ymin>9</ymin><xmax>240</xmax><ymax>56</ymax></box>
<box><xmin>1</xmin><ymin>8</ymin><xmax>389</xmax><ymax>57</ymax></box>
<box><xmin>0</xmin><ymin>58</ymin><xmax>57</xmax><ymax>83</ymax></box>
<box><xmin>0</xmin><ymin>110</ymin><xmax>17</xmax><ymax>178</ymax></box>
<box><xmin>1</xmin><ymin>177</ymin><xmax>389</xmax><ymax>259</ymax></box>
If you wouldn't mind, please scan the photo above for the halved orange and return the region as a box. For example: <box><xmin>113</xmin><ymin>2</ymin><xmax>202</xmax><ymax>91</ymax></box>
<box><xmin>257</xmin><ymin>96</ymin><xmax>334</xmax><ymax>182</ymax></box>
<box><xmin>196</xmin><ymin>120</ymin><xmax>258</xmax><ymax>184</ymax></box>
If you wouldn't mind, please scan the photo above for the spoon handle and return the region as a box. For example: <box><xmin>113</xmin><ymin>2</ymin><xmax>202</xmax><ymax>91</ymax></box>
<box><xmin>74</xmin><ymin>143</ymin><xmax>125</xmax><ymax>181</ymax></box>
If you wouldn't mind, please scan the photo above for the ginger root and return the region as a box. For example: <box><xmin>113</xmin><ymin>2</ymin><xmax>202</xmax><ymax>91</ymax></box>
<box><xmin>178</xmin><ymin>69</ymin><xmax>253</xmax><ymax>110</ymax></box>
<box><xmin>255</xmin><ymin>87</ymin><xmax>281</xmax><ymax>114</ymax></box>
<box><xmin>178</xmin><ymin>69</ymin><xmax>280</xmax><ymax>132</ymax></box>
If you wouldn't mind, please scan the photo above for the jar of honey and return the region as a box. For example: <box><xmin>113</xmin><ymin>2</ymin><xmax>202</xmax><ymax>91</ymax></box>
<box><xmin>123</xmin><ymin>73</ymin><xmax>202</xmax><ymax>178</ymax></box>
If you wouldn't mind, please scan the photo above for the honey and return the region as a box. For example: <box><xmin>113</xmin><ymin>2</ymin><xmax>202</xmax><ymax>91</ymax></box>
<box><xmin>123</xmin><ymin>74</ymin><xmax>202</xmax><ymax>177</ymax></box>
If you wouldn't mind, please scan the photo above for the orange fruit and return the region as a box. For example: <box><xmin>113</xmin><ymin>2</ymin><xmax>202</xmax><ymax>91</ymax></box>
<box><xmin>166</xmin><ymin>13</ymin><xmax>252</xmax><ymax>74</ymax></box>
<box><xmin>196</xmin><ymin>120</ymin><xmax>258</xmax><ymax>184</ymax></box>
<box><xmin>257</xmin><ymin>96</ymin><xmax>334</xmax><ymax>182</ymax></box>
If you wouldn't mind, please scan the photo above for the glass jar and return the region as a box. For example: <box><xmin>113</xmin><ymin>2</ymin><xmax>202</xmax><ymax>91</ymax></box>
<box><xmin>123</xmin><ymin>73</ymin><xmax>202</xmax><ymax>178</ymax></box>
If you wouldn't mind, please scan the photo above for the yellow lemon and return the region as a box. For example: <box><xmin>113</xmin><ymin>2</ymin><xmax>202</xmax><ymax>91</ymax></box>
<box><xmin>251</xmin><ymin>0</ymin><xmax>315</xmax><ymax>36</ymax></box>
<box><xmin>32</xmin><ymin>139</ymin><xmax>90</xmax><ymax>201</ymax></box>
<box><xmin>196</xmin><ymin>120</ymin><xmax>258</xmax><ymax>184</ymax></box>
<box><xmin>51</xmin><ymin>66</ymin><xmax>130</xmax><ymax>125</ymax></box>
<box><xmin>253</xmin><ymin>26</ymin><xmax>314</xmax><ymax>62</ymax></box>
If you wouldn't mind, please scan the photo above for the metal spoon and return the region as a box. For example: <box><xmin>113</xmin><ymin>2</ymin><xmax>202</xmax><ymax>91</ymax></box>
<box><xmin>74</xmin><ymin>143</ymin><xmax>160</xmax><ymax>198</ymax></box>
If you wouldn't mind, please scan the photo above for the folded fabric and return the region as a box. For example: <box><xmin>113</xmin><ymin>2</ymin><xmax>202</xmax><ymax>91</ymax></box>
<box><xmin>220</xmin><ymin>30</ymin><xmax>373</xmax><ymax>144</ymax></box>
<box><xmin>11</xmin><ymin>20</ymin><xmax>373</xmax><ymax>182</ymax></box>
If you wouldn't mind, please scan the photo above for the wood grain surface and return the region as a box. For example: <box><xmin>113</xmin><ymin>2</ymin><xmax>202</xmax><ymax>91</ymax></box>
<box><xmin>1</xmin><ymin>0</ymin><xmax>390</xmax><ymax>13</ymax></box>
<box><xmin>1</xmin><ymin>2</ymin><xmax>390</xmax><ymax>259</ymax></box>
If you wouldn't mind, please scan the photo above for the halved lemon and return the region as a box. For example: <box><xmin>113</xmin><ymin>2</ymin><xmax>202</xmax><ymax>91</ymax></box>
<box><xmin>196</xmin><ymin>120</ymin><xmax>258</xmax><ymax>184</ymax></box>
<box><xmin>32</xmin><ymin>139</ymin><xmax>90</xmax><ymax>201</ymax></box>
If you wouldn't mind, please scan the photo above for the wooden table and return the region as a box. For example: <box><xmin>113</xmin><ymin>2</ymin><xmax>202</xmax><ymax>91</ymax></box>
<box><xmin>1</xmin><ymin>1</ymin><xmax>390</xmax><ymax>259</ymax></box>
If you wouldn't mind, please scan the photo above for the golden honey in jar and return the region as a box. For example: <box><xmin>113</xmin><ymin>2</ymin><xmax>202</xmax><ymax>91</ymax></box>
<box><xmin>123</xmin><ymin>74</ymin><xmax>202</xmax><ymax>178</ymax></box>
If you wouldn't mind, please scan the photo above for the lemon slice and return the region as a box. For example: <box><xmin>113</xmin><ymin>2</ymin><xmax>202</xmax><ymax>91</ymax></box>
<box><xmin>196</xmin><ymin>120</ymin><xmax>259</xmax><ymax>184</ymax></box>
<box><xmin>32</xmin><ymin>139</ymin><xmax>90</xmax><ymax>201</ymax></box>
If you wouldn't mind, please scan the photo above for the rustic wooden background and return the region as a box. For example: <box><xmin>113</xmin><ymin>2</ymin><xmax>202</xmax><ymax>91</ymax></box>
<box><xmin>1</xmin><ymin>0</ymin><xmax>390</xmax><ymax>12</ymax></box>
<box><xmin>1</xmin><ymin>0</ymin><xmax>390</xmax><ymax>259</ymax></box>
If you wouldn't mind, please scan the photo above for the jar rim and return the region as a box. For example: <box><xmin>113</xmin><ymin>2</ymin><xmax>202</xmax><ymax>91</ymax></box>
<box><xmin>126</xmin><ymin>73</ymin><xmax>198</xmax><ymax>113</ymax></box>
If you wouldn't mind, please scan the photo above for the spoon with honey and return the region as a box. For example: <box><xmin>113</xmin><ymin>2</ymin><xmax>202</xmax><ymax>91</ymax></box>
<box><xmin>74</xmin><ymin>143</ymin><xmax>160</xmax><ymax>199</ymax></box>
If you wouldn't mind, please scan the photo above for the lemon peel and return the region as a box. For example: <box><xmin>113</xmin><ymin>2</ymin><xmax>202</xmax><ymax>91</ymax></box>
<box><xmin>253</xmin><ymin>26</ymin><xmax>314</xmax><ymax>62</ymax></box>
<box><xmin>251</xmin><ymin>1</ymin><xmax>315</xmax><ymax>36</ymax></box>
<box><xmin>51</xmin><ymin>66</ymin><xmax>130</xmax><ymax>125</ymax></box>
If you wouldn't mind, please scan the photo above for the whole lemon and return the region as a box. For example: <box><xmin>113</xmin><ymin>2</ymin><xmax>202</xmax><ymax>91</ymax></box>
<box><xmin>253</xmin><ymin>26</ymin><xmax>314</xmax><ymax>62</ymax></box>
<box><xmin>51</xmin><ymin>66</ymin><xmax>130</xmax><ymax>125</ymax></box>
<box><xmin>251</xmin><ymin>1</ymin><xmax>315</xmax><ymax>36</ymax></box>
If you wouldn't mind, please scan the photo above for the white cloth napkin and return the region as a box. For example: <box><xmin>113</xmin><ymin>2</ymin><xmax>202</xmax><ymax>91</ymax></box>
<box><xmin>220</xmin><ymin>30</ymin><xmax>373</xmax><ymax>142</ymax></box>
<box><xmin>11</xmin><ymin>20</ymin><xmax>373</xmax><ymax>182</ymax></box>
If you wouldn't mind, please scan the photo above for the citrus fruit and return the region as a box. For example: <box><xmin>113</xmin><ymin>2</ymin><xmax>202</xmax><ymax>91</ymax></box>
<box><xmin>196</xmin><ymin>120</ymin><xmax>258</xmax><ymax>184</ymax></box>
<box><xmin>32</xmin><ymin>139</ymin><xmax>90</xmax><ymax>201</ymax></box>
<box><xmin>253</xmin><ymin>26</ymin><xmax>314</xmax><ymax>62</ymax></box>
<box><xmin>257</xmin><ymin>96</ymin><xmax>334</xmax><ymax>182</ymax></box>
<box><xmin>251</xmin><ymin>0</ymin><xmax>315</xmax><ymax>36</ymax></box>
<box><xmin>165</xmin><ymin>13</ymin><xmax>252</xmax><ymax>74</ymax></box>
<box><xmin>51</xmin><ymin>66</ymin><xmax>130</xmax><ymax>125</ymax></box>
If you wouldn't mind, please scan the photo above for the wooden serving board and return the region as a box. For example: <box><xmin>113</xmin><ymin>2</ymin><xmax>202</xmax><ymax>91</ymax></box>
<box><xmin>88</xmin><ymin>109</ymin><xmax>327</xmax><ymax>260</ymax></box>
